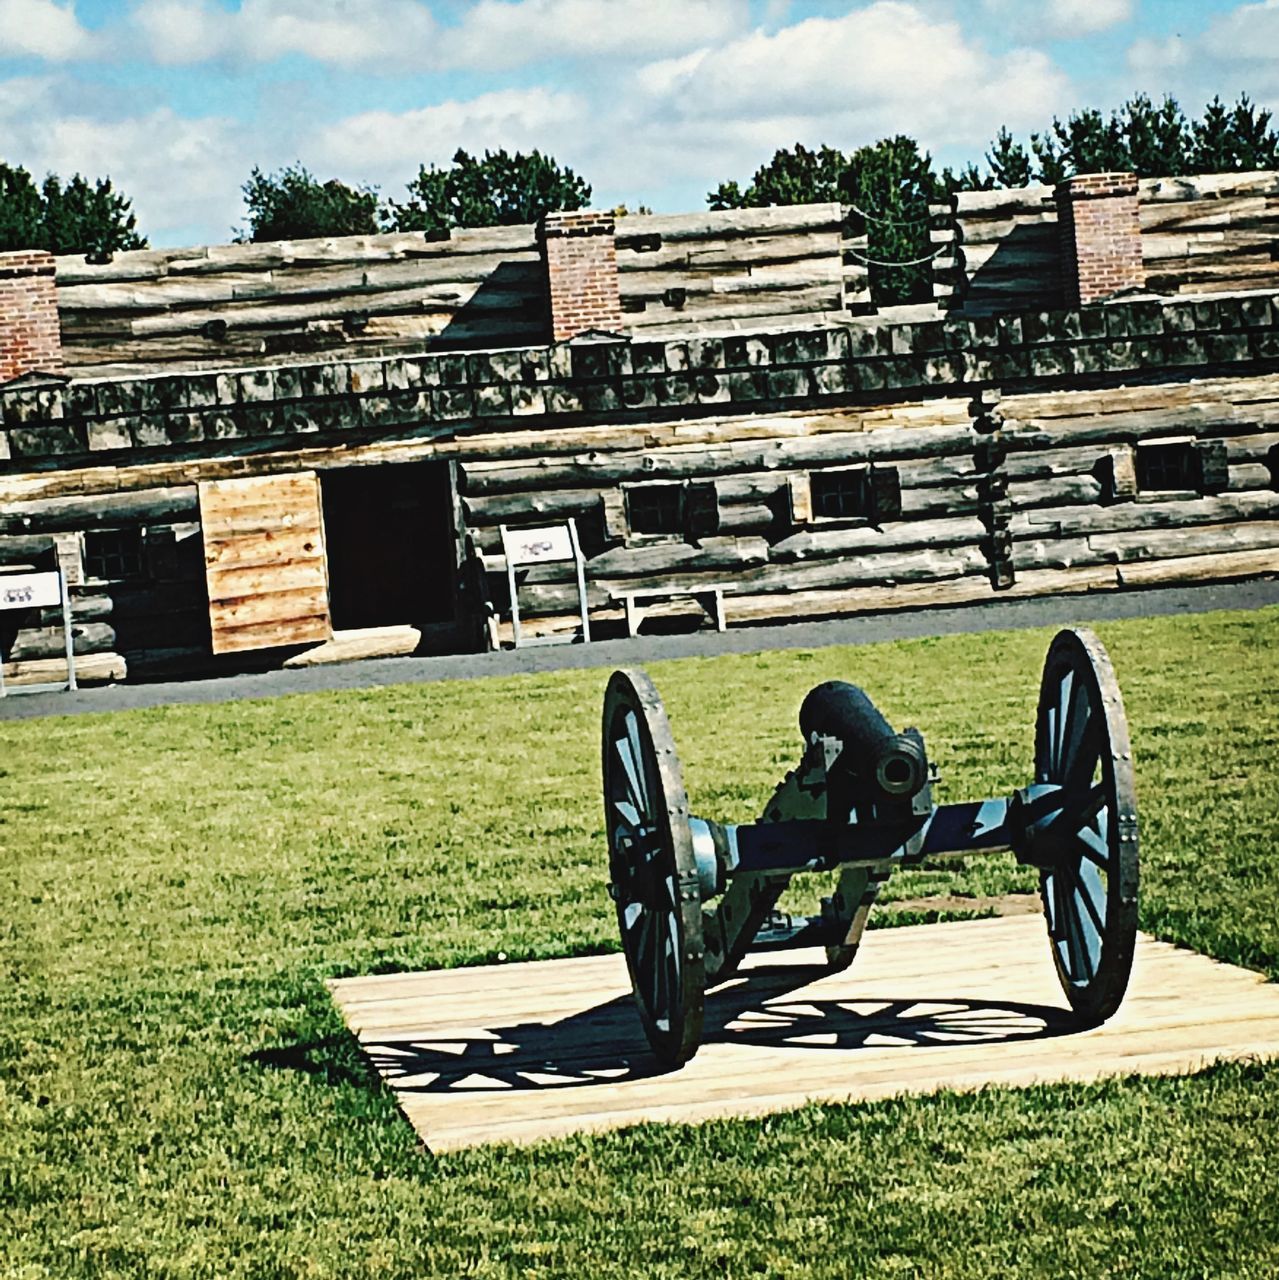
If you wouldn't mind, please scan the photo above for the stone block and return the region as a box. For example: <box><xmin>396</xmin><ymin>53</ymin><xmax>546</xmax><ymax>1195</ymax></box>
<box><xmin>1192</xmin><ymin>300</ymin><xmax>1220</xmax><ymax>332</ymax></box>
<box><xmin>435</xmin><ymin>355</ymin><xmax>469</xmax><ymax>387</ymax></box>
<box><xmin>298</xmin><ymin>364</ymin><xmax>340</xmax><ymax>399</ymax></box>
<box><xmin>581</xmin><ymin>381</ymin><xmax>622</xmax><ymax>412</ymax></box>
<box><xmin>1241</xmin><ymin>297</ymin><xmax>1274</xmax><ymax>328</ymax></box>
<box><xmin>130</xmin><ymin>414</ymin><xmax>169</xmax><ymax>448</ymax></box>
<box><xmin>1078</xmin><ymin>307</ymin><xmax>1108</xmax><ymax>340</ymax></box>
<box><xmin>997</xmin><ymin>315</ymin><xmax>1023</xmax><ymax>349</ymax></box>
<box><xmin>510</xmin><ymin>384</ymin><xmax>546</xmax><ymax>416</ymax></box>
<box><xmin>922</xmin><ymin>353</ymin><xmax>966</xmax><ymax>385</ymax></box>
<box><xmin>663</xmin><ymin>341</ymin><xmax>691</xmax><ymax>372</ymax></box>
<box><xmin>721</xmin><ymin>335</ymin><xmax>770</xmax><ymax>368</ymax></box>
<box><xmin>202</xmin><ymin>410</ymin><xmax>243</xmax><ymax>439</ymax></box>
<box><xmin>86</xmin><ymin>419</ymin><xmax>131</xmax><ymax>451</ymax></box>
<box><xmin>472</xmin><ymin>383</ymin><xmax>512</xmax><ymax>417</ymax></box>
<box><xmin>272</xmin><ymin>366</ymin><xmax>304</xmax><ymax>401</ymax></box>
<box><xmin>766</xmin><ymin>368</ymin><xmax>811</xmax><ymax>399</ymax></box>
<box><xmin>1215</xmin><ymin>298</ymin><xmax>1246</xmax><ymax>332</ymax></box>
<box><xmin>346</xmin><ymin>360</ymin><xmax>385</xmax><ymax>394</ymax></box>
<box><xmin>848</xmin><ymin>324</ymin><xmax>889</xmax><ymax>358</ymax></box>
<box><xmin>1028</xmin><ymin>345</ymin><xmax>1072</xmax><ymax>378</ymax></box>
<box><xmin>1</xmin><ymin>386</ymin><xmax>63</xmax><ymax>423</ymax></box>
<box><xmin>851</xmin><ymin>359</ymin><xmax>888</xmax><ymax>391</ymax></box>
<box><xmin>1203</xmin><ymin>333</ymin><xmax>1251</xmax><ymax>365</ymax></box>
<box><xmin>812</xmin><ymin>362</ymin><xmax>855</xmax><ymax>395</ymax></box>
<box><xmin>1160</xmin><ymin>301</ymin><xmax>1197</xmax><ymax>333</ymax></box>
<box><xmin>95</xmin><ymin>381</ymin><xmax>144</xmax><ymax>417</ymax></box>
<box><xmin>545</xmin><ymin>383</ymin><xmax>584</xmax><ymax>414</ymax></box>
<box><xmin>433</xmin><ymin>388</ymin><xmax>474</xmax><ymax>419</ymax></box>
<box><xmin>653</xmin><ymin>374</ymin><xmax>695</xmax><ymax>407</ymax></box>
<box><xmin>569</xmin><ymin>343</ymin><xmax>622</xmax><ymax>381</ymax></box>
<box><xmin>8</xmin><ymin>423</ymin><xmax>84</xmax><ymax>457</ymax></box>
<box><xmin>239</xmin><ymin>404</ymin><xmax>280</xmax><ymax>436</ymax></box>
<box><xmin>63</xmin><ymin>382</ymin><xmax>98</xmax><ymax>419</ymax></box>
<box><xmin>237</xmin><ymin>369</ymin><xmax>274</xmax><ymax>402</ymax></box>
<box><xmin>1068</xmin><ymin>343</ymin><xmax>1107</xmax><ymax>375</ymax></box>
<box><xmin>694</xmin><ymin>372</ymin><xmax>731</xmax><ymax>404</ymax></box>
<box><xmin>1250</xmin><ymin>328</ymin><xmax>1279</xmax><ymax>360</ymax></box>
<box><xmin>1102</xmin><ymin>341</ymin><xmax>1140</xmax><ymax>372</ymax></box>
<box><xmin>687</xmin><ymin>337</ymin><xmax>726</xmax><ymax>369</ymax></box>
<box><xmin>165</xmin><ymin>412</ymin><xmax>205</xmax><ymax>444</ymax></box>
<box><xmin>0</xmin><ymin>431</ymin><xmax>8</xmax><ymax>461</ymax></box>
<box><xmin>623</xmin><ymin>341</ymin><xmax>666</xmax><ymax>375</ymax></box>
<box><xmin>724</xmin><ymin>370</ymin><xmax>769</xmax><ymax>401</ymax></box>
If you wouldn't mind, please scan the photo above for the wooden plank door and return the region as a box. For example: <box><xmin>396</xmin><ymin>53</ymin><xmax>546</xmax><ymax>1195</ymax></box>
<box><xmin>199</xmin><ymin>472</ymin><xmax>332</xmax><ymax>655</ymax></box>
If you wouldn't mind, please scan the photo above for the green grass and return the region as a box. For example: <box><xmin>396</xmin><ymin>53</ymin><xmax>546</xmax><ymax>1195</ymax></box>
<box><xmin>1</xmin><ymin>607</ymin><xmax>1277</xmax><ymax>1278</ymax></box>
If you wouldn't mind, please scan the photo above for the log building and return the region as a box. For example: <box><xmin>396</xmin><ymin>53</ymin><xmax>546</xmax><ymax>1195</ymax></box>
<box><xmin>1</xmin><ymin>172</ymin><xmax>1277</xmax><ymax>684</ymax></box>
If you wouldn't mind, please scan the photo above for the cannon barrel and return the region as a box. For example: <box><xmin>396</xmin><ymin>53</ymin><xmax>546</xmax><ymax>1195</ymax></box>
<box><xmin>799</xmin><ymin>680</ymin><xmax>929</xmax><ymax>799</ymax></box>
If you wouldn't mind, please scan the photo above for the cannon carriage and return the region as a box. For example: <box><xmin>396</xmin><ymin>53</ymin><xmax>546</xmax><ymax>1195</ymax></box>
<box><xmin>603</xmin><ymin>628</ymin><xmax>1138</xmax><ymax>1066</ymax></box>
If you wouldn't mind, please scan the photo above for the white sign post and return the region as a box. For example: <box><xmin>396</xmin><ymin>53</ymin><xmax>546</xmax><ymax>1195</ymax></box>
<box><xmin>499</xmin><ymin>518</ymin><xmax>591</xmax><ymax>649</ymax></box>
<box><xmin>0</xmin><ymin>569</ymin><xmax>77</xmax><ymax>696</ymax></box>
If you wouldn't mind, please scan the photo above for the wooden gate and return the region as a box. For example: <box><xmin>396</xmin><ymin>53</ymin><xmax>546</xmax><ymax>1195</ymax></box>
<box><xmin>199</xmin><ymin>473</ymin><xmax>332</xmax><ymax>655</ymax></box>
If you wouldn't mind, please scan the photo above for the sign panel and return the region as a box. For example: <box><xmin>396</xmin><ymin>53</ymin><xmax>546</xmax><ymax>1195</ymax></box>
<box><xmin>199</xmin><ymin>473</ymin><xmax>332</xmax><ymax>655</ymax></box>
<box><xmin>0</xmin><ymin>571</ymin><xmax>62</xmax><ymax>611</ymax></box>
<box><xmin>505</xmin><ymin>525</ymin><xmax>575</xmax><ymax>565</ymax></box>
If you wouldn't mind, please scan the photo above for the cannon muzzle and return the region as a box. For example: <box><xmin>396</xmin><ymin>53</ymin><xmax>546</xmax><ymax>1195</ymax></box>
<box><xmin>799</xmin><ymin>680</ymin><xmax>929</xmax><ymax>799</ymax></box>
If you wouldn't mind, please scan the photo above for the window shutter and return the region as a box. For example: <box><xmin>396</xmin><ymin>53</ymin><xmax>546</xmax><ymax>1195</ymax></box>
<box><xmin>1193</xmin><ymin>440</ymin><xmax>1229</xmax><ymax>494</ymax></box>
<box><xmin>869</xmin><ymin>466</ymin><xmax>902</xmax><ymax>523</ymax></box>
<box><xmin>683</xmin><ymin>481</ymin><xmax>719</xmax><ymax>540</ymax></box>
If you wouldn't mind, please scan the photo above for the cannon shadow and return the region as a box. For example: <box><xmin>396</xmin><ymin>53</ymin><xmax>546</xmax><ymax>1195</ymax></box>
<box><xmin>343</xmin><ymin>963</ymin><xmax>1075</xmax><ymax>1095</ymax></box>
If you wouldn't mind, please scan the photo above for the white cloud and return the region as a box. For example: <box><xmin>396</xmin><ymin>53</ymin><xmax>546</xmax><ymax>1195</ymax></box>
<box><xmin>979</xmin><ymin>0</ymin><xmax>1133</xmax><ymax>40</ymax></box>
<box><xmin>0</xmin><ymin>0</ymin><xmax>94</xmax><ymax>60</ymax></box>
<box><xmin>1126</xmin><ymin>0</ymin><xmax>1279</xmax><ymax>103</ymax></box>
<box><xmin>0</xmin><ymin>76</ymin><xmax>244</xmax><ymax>244</ymax></box>
<box><xmin>443</xmin><ymin>0</ymin><xmax>746</xmax><ymax>69</ymax></box>
<box><xmin>133</xmin><ymin>0</ymin><xmax>440</xmax><ymax>69</ymax></box>
<box><xmin>314</xmin><ymin>87</ymin><xmax>584</xmax><ymax>186</ymax></box>
<box><xmin>129</xmin><ymin>0</ymin><xmax>744</xmax><ymax>70</ymax></box>
<box><xmin>634</xmin><ymin>4</ymin><xmax>1069</xmax><ymax>148</ymax></box>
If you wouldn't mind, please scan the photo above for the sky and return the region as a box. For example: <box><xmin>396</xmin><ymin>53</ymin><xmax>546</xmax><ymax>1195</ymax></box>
<box><xmin>1</xmin><ymin>0</ymin><xmax>1277</xmax><ymax>248</ymax></box>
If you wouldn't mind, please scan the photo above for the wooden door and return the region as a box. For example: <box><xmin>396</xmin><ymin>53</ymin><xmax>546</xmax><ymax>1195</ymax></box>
<box><xmin>199</xmin><ymin>473</ymin><xmax>332</xmax><ymax>655</ymax></box>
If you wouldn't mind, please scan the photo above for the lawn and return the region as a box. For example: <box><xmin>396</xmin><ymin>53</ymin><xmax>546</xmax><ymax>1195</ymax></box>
<box><xmin>1</xmin><ymin>607</ymin><xmax>1277</xmax><ymax>1278</ymax></box>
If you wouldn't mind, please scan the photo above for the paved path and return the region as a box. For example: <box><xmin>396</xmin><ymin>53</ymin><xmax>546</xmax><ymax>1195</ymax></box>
<box><xmin>2</xmin><ymin>580</ymin><xmax>1276</xmax><ymax>722</ymax></box>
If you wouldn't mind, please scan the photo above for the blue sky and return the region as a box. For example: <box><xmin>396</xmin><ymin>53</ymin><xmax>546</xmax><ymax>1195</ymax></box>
<box><xmin>1</xmin><ymin>0</ymin><xmax>1276</xmax><ymax>247</ymax></box>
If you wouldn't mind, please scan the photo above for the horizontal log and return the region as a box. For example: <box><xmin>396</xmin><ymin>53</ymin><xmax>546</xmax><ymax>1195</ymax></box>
<box><xmin>1014</xmin><ymin>491</ymin><xmax>1279</xmax><ymax>540</ymax></box>
<box><xmin>717</xmin><ymin>503</ymin><xmax>776</xmax><ymax>534</ymax></box>
<box><xmin>0</xmin><ymin>486</ymin><xmax>198</xmax><ymax>535</ymax></box>
<box><xmin>1138</xmin><ymin>172</ymin><xmax>1279</xmax><ymax>203</ymax></box>
<box><xmin>0</xmin><ymin>534</ymin><xmax>55</xmax><ymax>565</ymax></box>
<box><xmin>1089</xmin><ymin>519</ymin><xmax>1279</xmax><ymax>561</ymax></box>
<box><xmin>1</xmin><ymin>651</ymin><xmax>126</xmax><ymax>685</ymax></box>
<box><xmin>1115</xmin><ymin>546</ymin><xmax>1279</xmax><ymax>586</ymax></box>
<box><xmin>4</xmin><ymin>620</ymin><xmax>116</xmax><ymax>660</ymax></box>
<box><xmin>487</xmin><ymin>536</ymin><xmax>770</xmax><ymax>582</ymax></box>
<box><xmin>463</xmin><ymin>487</ymin><xmax>609</xmax><ymax>526</ymax></box>
<box><xmin>1011</xmin><ymin>476</ymin><xmax>1106</xmax><ymax>509</ymax></box>
<box><xmin>616</xmin><ymin>232</ymin><xmax>840</xmax><ymax>275</ymax></box>
<box><xmin>38</xmin><ymin>592</ymin><xmax>113</xmax><ymax>625</ymax></box>
<box><xmin>771</xmin><ymin>515</ymin><xmax>987</xmax><ymax>562</ymax></box>
<box><xmin>53</xmin><ymin>225</ymin><xmax>539</xmax><ymax>285</ymax></box>
<box><xmin>617</xmin><ymin>204</ymin><xmax>842</xmax><ymax>243</ymax></box>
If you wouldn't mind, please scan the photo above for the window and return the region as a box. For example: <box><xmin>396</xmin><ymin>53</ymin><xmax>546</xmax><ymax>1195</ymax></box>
<box><xmin>811</xmin><ymin>468</ymin><xmax>871</xmax><ymax>520</ymax></box>
<box><xmin>622</xmin><ymin>481</ymin><xmax>719</xmax><ymax>540</ymax></box>
<box><xmin>84</xmin><ymin>528</ymin><xmax>145</xmax><ymax>582</ymax></box>
<box><xmin>626</xmin><ymin>483</ymin><xmax>684</xmax><ymax>535</ymax></box>
<box><xmin>1134</xmin><ymin>440</ymin><xmax>1228</xmax><ymax>496</ymax></box>
<box><xmin>1136</xmin><ymin>442</ymin><xmax>1196</xmax><ymax>492</ymax></box>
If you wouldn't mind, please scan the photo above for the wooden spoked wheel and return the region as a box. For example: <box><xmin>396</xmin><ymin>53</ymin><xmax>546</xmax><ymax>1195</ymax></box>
<box><xmin>1035</xmin><ymin>628</ymin><xmax>1140</xmax><ymax>1026</ymax></box>
<box><xmin>602</xmin><ymin>669</ymin><xmax>705</xmax><ymax>1066</ymax></box>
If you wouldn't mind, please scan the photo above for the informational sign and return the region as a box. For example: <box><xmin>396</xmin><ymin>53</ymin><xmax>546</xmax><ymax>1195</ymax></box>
<box><xmin>505</xmin><ymin>525</ymin><xmax>576</xmax><ymax>565</ymax></box>
<box><xmin>0</xmin><ymin>571</ymin><xmax>62</xmax><ymax>611</ymax></box>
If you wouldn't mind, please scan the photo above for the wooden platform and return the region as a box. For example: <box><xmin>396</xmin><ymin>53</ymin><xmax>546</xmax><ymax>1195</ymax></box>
<box><xmin>327</xmin><ymin>916</ymin><xmax>1279</xmax><ymax>1151</ymax></box>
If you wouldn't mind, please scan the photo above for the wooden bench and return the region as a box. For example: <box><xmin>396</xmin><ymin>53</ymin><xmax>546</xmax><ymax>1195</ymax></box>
<box><xmin>611</xmin><ymin>584</ymin><xmax>730</xmax><ymax>638</ymax></box>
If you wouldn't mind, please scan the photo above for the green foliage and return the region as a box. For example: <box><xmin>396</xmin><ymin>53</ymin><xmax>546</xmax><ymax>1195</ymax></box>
<box><xmin>0</xmin><ymin>610</ymin><xmax>1277</xmax><ymax>1276</ymax></box>
<box><xmin>386</xmin><ymin>148</ymin><xmax>591</xmax><ymax>233</ymax></box>
<box><xmin>0</xmin><ymin>161</ymin><xmax>145</xmax><ymax>256</ymax></box>
<box><xmin>978</xmin><ymin>92</ymin><xmax>1278</xmax><ymax>187</ymax></box>
<box><xmin>1191</xmin><ymin>94</ymin><xmax>1279</xmax><ymax>172</ymax></box>
<box><xmin>239</xmin><ymin>163</ymin><xmax>381</xmax><ymax>242</ymax></box>
<box><xmin>708</xmin><ymin>138</ymin><xmax>941</xmax><ymax>305</ymax></box>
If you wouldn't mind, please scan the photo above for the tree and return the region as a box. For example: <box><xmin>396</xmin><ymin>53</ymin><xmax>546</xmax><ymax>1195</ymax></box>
<box><xmin>708</xmin><ymin>138</ymin><xmax>943</xmax><ymax>305</ymax></box>
<box><xmin>985</xmin><ymin>127</ymin><xmax>1033</xmax><ymax>188</ymax></box>
<box><xmin>0</xmin><ymin>161</ymin><xmax>145</xmax><ymax>256</ymax></box>
<box><xmin>386</xmin><ymin>149</ymin><xmax>591</xmax><ymax>233</ymax></box>
<box><xmin>239</xmin><ymin>164</ymin><xmax>380</xmax><ymax>242</ymax></box>
<box><xmin>1121</xmin><ymin>94</ymin><xmax>1192</xmax><ymax>178</ymax></box>
<box><xmin>1191</xmin><ymin>94</ymin><xmax>1279</xmax><ymax>172</ymax></box>
<box><xmin>707</xmin><ymin>143</ymin><xmax>847</xmax><ymax>210</ymax></box>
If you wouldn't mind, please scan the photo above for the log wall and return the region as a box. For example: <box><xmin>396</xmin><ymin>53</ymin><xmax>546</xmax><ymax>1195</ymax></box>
<box><xmin>4</xmin><ymin>288</ymin><xmax>1278</xmax><ymax>675</ymax></box>
<box><xmin>53</xmin><ymin>207</ymin><xmax>864</xmax><ymax>377</ymax></box>
<box><xmin>934</xmin><ymin>170</ymin><xmax>1279</xmax><ymax>315</ymax></box>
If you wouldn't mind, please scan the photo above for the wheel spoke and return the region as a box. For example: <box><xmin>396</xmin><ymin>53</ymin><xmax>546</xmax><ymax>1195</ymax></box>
<box><xmin>623</xmin><ymin>711</ymin><xmax>650</xmax><ymax>812</ymax></box>
<box><xmin>614</xmin><ymin>731</ymin><xmax>648</xmax><ymax>818</ymax></box>
<box><xmin>1064</xmin><ymin>857</ymin><xmax>1106</xmax><ymax>942</ymax></box>
<box><xmin>1077</xmin><ymin>821</ymin><xmax>1110</xmax><ymax>867</ymax></box>
<box><xmin>622</xmin><ymin>901</ymin><xmax>643</xmax><ymax>931</ymax></box>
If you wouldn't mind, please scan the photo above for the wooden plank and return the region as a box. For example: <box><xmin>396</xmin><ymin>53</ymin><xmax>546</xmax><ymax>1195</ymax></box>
<box><xmin>198</xmin><ymin>472</ymin><xmax>330</xmax><ymax>655</ymax></box>
<box><xmin>328</xmin><ymin>915</ymin><xmax>1279</xmax><ymax>1151</ymax></box>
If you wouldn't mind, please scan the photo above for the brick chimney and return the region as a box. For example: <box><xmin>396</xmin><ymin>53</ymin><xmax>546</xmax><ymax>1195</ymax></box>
<box><xmin>540</xmin><ymin>210</ymin><xmax>622</xmax><ymax>342</ymax></box>
<box><xmin>0</xmin><ymin>250</ymin><xmax>61</xmax><ymax>384</ymax></box>
<box><xmin>1055</xmin><ymin>172</ymin><xmax>1144</xmax><ymax>307</ymax></box>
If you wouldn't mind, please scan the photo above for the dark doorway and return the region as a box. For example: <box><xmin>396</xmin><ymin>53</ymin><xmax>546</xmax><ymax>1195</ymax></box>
<box><xmin>320</xmin><ymin>463</ymin><xmax>457</xmax><ymax>631</ymax></box>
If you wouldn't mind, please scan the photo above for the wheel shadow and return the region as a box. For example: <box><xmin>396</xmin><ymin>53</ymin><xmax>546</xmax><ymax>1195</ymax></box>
<box><xmin>349</xmin><ymin>963</ymin><xmax>1076</xmax><ymax>1095</ymax></box>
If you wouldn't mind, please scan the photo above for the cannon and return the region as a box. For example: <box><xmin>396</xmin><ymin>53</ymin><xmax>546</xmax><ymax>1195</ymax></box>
<box><xmin>602</xmin><ymin>628</ymin><xmax>1138</xmax><ymax>1066</ymax></box>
